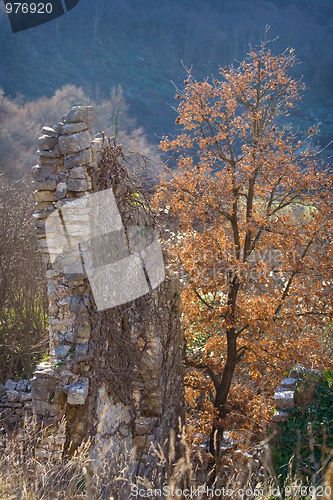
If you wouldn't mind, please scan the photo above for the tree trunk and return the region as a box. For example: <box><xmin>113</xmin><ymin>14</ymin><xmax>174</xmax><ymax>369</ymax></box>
<box><xmin>209</xmin><ymin>276</ymin><xmax>239</xmax><ymax>460</ymax></box>
<box><xmin>209</xmin><ymin>328</ymin><xmax>238</xmax><ymax>459</ymax></box>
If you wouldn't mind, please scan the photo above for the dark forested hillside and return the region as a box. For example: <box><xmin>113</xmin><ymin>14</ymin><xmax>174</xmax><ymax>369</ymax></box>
<box><xmin>0</xmin><ymin>0</ymin><xmax>333</xmax><ymax>150</ymax></box>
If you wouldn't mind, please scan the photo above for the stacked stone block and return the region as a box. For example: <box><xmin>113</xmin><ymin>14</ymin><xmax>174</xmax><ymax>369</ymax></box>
<box><xmin>31</xmin><ymin>107</ymin><xmax>97</xmax><ymax>445</ymax></box>
<box><xmin>272</xmin><ymin>365</ymin><xmax>322</xmax><ymax>423</ymax></box>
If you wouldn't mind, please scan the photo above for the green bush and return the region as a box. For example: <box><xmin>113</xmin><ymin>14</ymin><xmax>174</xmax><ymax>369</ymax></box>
<box><xmin>271</xmin><ymin>370</ymin><xmax>333</xmax><ymax>485</ymax></box>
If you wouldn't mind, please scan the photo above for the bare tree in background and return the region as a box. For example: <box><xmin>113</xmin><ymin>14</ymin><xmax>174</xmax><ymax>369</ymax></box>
<box><xmin>0</xmin><ymin>179</ymin><xmax>47</xmax><ymax>383</ymax></box>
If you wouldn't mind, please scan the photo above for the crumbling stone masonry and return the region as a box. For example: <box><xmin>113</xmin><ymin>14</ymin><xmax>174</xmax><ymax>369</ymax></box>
<box><xmin>31</xmin><ymin>106</ymin><xmax>184</xmax><ymax>469</ymax></box>
<box><xmin>0</xmin><ymin>379</ymin><xmax>32</xmax><ymax>427</ymax></box>
<box><xmin>272</xmin><ymin>365</ymin><xmax>322</xmax><ymax>423</ymax></box>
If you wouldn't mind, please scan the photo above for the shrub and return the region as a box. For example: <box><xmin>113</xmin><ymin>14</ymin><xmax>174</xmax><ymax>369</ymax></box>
<box><xmin>0</xmin><ymin>179</ymin><xmax>47</xmax><ymax>383</ymax></box>
<box><xmin>271</xmin><ymin>370</ymin><xmax>333</xmax><ymax>485</ymax></box>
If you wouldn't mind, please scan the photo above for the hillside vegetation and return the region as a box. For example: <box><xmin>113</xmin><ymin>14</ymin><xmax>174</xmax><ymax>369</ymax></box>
<box><xmin>0</xmin><ymin>0</ymin><xmax>333</xmax><ymax>149</ymax></box>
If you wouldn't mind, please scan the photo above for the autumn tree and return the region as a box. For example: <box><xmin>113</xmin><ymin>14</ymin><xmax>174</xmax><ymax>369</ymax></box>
<box><xmin>155</xmin><ymin>38</ymin><xmax>333</xmax><ymax>460</ymax></box>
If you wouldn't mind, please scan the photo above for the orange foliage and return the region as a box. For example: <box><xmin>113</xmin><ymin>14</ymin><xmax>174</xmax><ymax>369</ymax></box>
<box><xmin>155</xmin><ymin>39</ymin><xmax>333</xmax><ymax>457</ymax></box>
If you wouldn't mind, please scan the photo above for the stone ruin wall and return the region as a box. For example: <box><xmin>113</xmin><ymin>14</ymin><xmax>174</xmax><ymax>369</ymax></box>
<box><xmin>27</xmin><ymin>105</ymin><xmax>184</xmax><ymax>469</ymax></box>
<box><xmin>0</xmin><ymin>379</ymin><xmax>33</xmax><ymax>427</ymax></box>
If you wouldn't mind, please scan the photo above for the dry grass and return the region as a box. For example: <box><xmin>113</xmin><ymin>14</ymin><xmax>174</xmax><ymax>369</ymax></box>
<box><xmin>1</xmin><ymin>417</ymin><xmax>332</xmax><ymax>500</ymax></box>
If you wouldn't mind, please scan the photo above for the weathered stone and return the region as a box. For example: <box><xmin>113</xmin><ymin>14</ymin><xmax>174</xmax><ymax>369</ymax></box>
<box><xmin>70</xmin><ymin>166</ymin><xmax>86</xmax><ymax>179</ymax></box>
<box><xmin>49</xmin><ymin>303</ymin><xmax>59</xmax><ymax>316</ymax></box>
<box><xmin>46</xmin><ymin>270</ymin><xmax>61</xmax><ymax>279</ymax></box>
<box><xmin>135</xmin><ymin>423</ymin><xmax>151</xmax><ymax>436</ymax></box>
<box><xmin>38</xmin><ymin>155</ymin><xmax>62</xmax><ymax>166</ymax></box>
<box><xmin>75</xmin><ymin>344</ymin><xmax>89</xmax><ymax>357</ymax></box>
<box><xmin>35</xmin><ymin>191</ymin><xmax>54</xmax><ymax>203</ymax></box>
<box><xmin>35</xmin><ymin>228</ymin><xmax>46</xmax><ymax>236</ymax></box>
<box><xmin>54</xmin><ymin>345</ymin><xmax>72</xmax><ymax>359</ymax></box>
<box><xmin>67</xmin><ymin>378</ymin><xmax>89</xmax><ymax>405</ymax></box>
<box><xmin>34</xmin><ymin>362</ymin><xmax>56</xmax><ymax>379</ymax></box>
<box><xmin>0</xmin><ymin>385</ymin><xmax>5</xmax><ymax>399</ymax></box>
<box><xmin>58</xmin><ymin>131</ymin><xmax>92</xmax><ymax>155</ymax></box>
<box><xmin>38</xmin><ymin>135</ymin><xmax>58</xmax><ymax>151</ymax></box>
<box><xmin>37</xmin><ymin>147</ymin><xmax>61</xmax><ymax>158</ymax></box>
<box><xmin>64</xmin><ymin>149</ymin><xmax>92</xmax><ymax>170</ymax></box>
<box><xmin>76</xmin><ymin>323</ymin><xmax>91</xmax><ymax>342</ymax></box>
<box><xmin>56</xmin><ymin>251</ymin><xmax>81</xmax><ymax>267</ymax></box>
<box><xmin>33</xmin><ymin>208</ymin><xmax>54</xmax><ymax>219</ymax></box>
<box><xmin>68</xmin><ymin>295</ymin><xmax>87</xmax><ymax>313</ymax></box>
<box><xmin>62</xmin><ymin>265</ymin><xmax>85</xmax><ymax>276</ymax></box>
<box><xmin>32</xmin><ymin>180</ymin><xmax>57</xmax><ymax>191</ymax></box>
<box><xmin>32</xmin><ymin>399</ymin><xmax>58</xmax><ymax>416</ymax></box>
<box><xmin>274</xmin><ymin>388</ymin><xmax>295</xmax><ymax>410</ymax></box>
<box><xmin>65</xmin><ymin>332</ymin><xmax>75</xmax><ymax>342</ymax></box>
<box><xmin>63</xmin><ymin>222</ymin><xmax>90</xmax><ymax>236</ymax></box>
<box><xmin>132</xmin><ymin>436</ymin><xmax>149</xmax><ymax>448</ymax></box>
<box><xmin>5</xmin><ymin>380</ymin><xmax>16</xmax><ymax>391</ymax></box>
<box><xmin>281</xmin><ymin>378</ymin><xmax>298</xmax><ymax>390</ymax></box>
<box><xmin>52</xmin><ymin>383</ymin><xmax>63</xmax><ymax>405</ymax></box>
<box><xmin>20</xmin><ymin>393</ymin><xmax>32</xmax><ymax>402</ymax></box>
<box><xmin>31</xmin><ymin>377</ymin><xmax>57</xmax><ymax>401</ymax></box>
<box><xmin>16</xmin><ymin>380</ymin><xmax>29</xmax><ymax>393</ymax></box>
<box><xmin>6</xmin><ymin>390</ymin><xmax>20</xmax><ymax>403</ymax></box>
<box><xmin>54</xmin><ymin>123</ymin><xmax>63</xmax><ymax>134</ymax></box>
<box><xmin>48</xmin><ymin>279</ymin><xmax>60</xmax><ymax>290</ymax></box>
<box><xmin>55</xmin><ymin>182</ymin><xmax>67</xmax><ymax>200</ymax></box>
<box><xmin>48</xmin><ymin>318</ymin><xmax>72</xmax><ymax>333</ymax></box>
<box><xmin>35</xmin><ymin>202</ymin><xmax>54</xmax><ymax>212</ymax></box>
<box><xmin>75</xmin><ymin>421</ymin><xmax>84</xmax><ymax>433</ymax></box>
<box><xmin>67</xmin><ymin>178</ymin><xmax>88</xmax><ymax>192</ymax></box>
<box><xmin>292</xmin><ymin>365</ymin><xmax>307</xmax><ymax>377</ymax></box>
<box><xmin>41</xmin><ymin>126</ymin><xmax>58</xmax><ymax>138</ymax></box>
<box><xmin>62</xmin><ymin>197</ymin><xmax>89</xmax><ymax>209</ymax></box>
<box><xmin>62</xmin><ymin>106</ymin><xmax>97</xmax><ymax>127</ymax></box>
<box><xmin>92</xmin><ymin>138</ymin><xmax>103</xmax><ymax>155</ymax></box>
<box><xmin>2</xmin><ymin>402</ymin><xmax>22</xmax><ymax>408</ymax></box>
<box><xmin>61</xmin><ymin>122</ymin><xmax>88</xmax><ymax>135</ymax></box>
<box><xmin>31</xmin><ymin>164</ymin><xmax>56</xmax><ymax>180</ymax></box>
<box><xmin>35</xmin><ymin>219</ymin><xmax>45</xmax><ymax>230</ymax></box>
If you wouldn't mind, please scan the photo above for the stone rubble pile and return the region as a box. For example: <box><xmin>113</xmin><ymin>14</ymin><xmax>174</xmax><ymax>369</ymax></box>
<box><xmin>0</xmin><ymin>379</ymin><xmax>32</xmax><ymax>426</ymax></box>
<box><xmin>272</xmin><ymin>365</ymin><xmax>322</xmax><ymax>423</ymax></box>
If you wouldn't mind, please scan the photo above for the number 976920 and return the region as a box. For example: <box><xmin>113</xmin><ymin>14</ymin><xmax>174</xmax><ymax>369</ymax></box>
<box><xmin>5</xmin><ymin>3</ymin><xmax>53</xmax><ymax>14</ymax></box>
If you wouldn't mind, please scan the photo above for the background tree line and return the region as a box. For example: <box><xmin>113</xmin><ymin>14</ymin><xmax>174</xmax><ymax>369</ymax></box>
<box><xmin>0</xmin><ymin>0</ymin><xmax>333</xmax><ymax>148</ymax></box>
